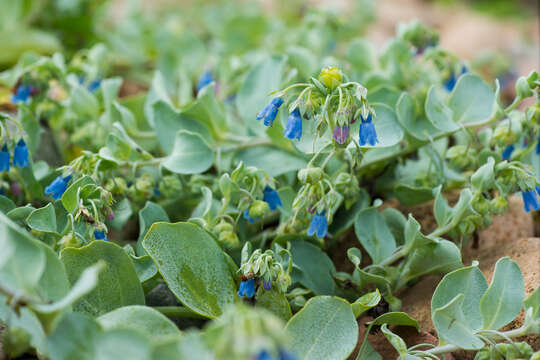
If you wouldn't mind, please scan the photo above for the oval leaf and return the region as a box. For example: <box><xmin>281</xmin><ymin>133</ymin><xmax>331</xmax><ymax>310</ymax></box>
<box><xmin>142</xmin><ymin>222</ymin><xmax>237</xmax><ymax>318</ymax></box>
<box><xmin>480</xmin><ymin>257</ymin><xmax>524</xmax><ymax>330</ymax></box>
<box><xmin>60</xmin><ymin>241</ymin><xmax>145</xmax><ymax>317</ymax></box>
<box><xmin>162</xmin><ymin>130</ymin><xmax>214</xmax><ymax>175</ymax></box>
<box><xmin>286</xmin><ymin>296</ymin><xmax>358</xmax><ymax>360</ymax></box>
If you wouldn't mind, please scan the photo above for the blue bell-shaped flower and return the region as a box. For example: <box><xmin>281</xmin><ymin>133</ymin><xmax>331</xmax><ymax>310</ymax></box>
<box><xmin>263</xmin><ymin>186</ymin><xmax>282</xmax><ymax>211</ymax></box>
<box><xmin>307</xmin><ymin>211</ymin><xmax>328</xmax><ymax>238</ymax></box>
<box><xmin>13</xmin><ymin>139</ymin><xmax>29</xmax><ymax>168</ymax></box>
<box><xmin>359</xmin><ymin>114</ymin><xmax>378</xmax><ymax>146</ymax></box>
<box><xmin>0</xmin><ymin>145</ymin><xmax>10</xmax><ymax>172</ymax></box>
<box><xmin>45</xmin><ymin>175</ymin><xmax>72</xmax><ymax>200</ymax></box>
<box><xmin>257</xmin><ymin>97</ymin><xmax>283</xmax><ymax>127</ymax></box>
<box><xmin>283</xmin><ymin>108</ymin><xmax>302</xmax><ymax>140</ymax></box>
<box><xmin>522</xmin><ymin>189</ymin><xmax>540</xmax><ymax>213</ymax></box>
<box><xmin>237</xmin><ymin>278</ymin><xmax>256</xmax><ymax>298</ymax></box>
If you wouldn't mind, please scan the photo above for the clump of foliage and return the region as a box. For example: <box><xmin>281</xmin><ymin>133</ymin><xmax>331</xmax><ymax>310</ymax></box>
<box><xmin>0</xmin><ymin>1</ymin><xmax>538</xmax><ymax>360</ymax></box>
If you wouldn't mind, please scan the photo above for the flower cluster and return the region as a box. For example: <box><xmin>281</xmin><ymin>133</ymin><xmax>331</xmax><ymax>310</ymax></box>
<box><xmin>0</xmin><ymin>139</ymin><xmax>29</xmax><ymax>171</ymax></box>
<box><xmin>237</xmin><ymin>245</ymin><xmax>292</xmax><ymax>299</ymax></box>
<box><xmin>257</xmin><ymin>66</ymin><xmax>377</xmax><ymax>148</ymax></box>
<box><xmin>204</xmin><ymin>304</ymin><xmax>295</xmax><ymax>360</ymax></box>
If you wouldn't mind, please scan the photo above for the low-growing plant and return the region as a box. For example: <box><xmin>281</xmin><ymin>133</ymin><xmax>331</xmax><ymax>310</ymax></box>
<box><xmin>0</xmin><ymin>2</ymin><xmax>538</xmax><ymax>359</ymax></box>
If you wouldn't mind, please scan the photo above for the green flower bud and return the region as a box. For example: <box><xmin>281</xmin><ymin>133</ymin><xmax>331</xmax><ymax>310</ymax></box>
<box><xmin>318</xmin><ymin>66</ymin><xmax>342</xmax><ymax>90</ymax></box>
<box><xmin>276</xmin><ymin>272</ymin><xmax>292</xmax><ymax>293</ymax></box>
<box><xmin>158</xmin><ymin>175</ymin><xmax>182</xmax><ymax>198</ymax></box>
<box><xmin>58</xmin><ymin>233</ymin><xmax>82</xmax><ymax>249</ymax></box>
<box><xmin>215</xmin><ymin>220</ymin><xmax>234</xmax><ymax>233</ymax></box>
<box><xmin>3</xmin><ymin>327</ymin><xmax>31</xmax><ymax>358</ymax></box>
<box><xmin>493</xmin><ymin>117</ymin><xmax>522</xmax><ymax>145</ymax></box>
<box><xmin>515</xmin><ymin>76</ymin><xmax>533</xmax><ymax>99</ymax></box>
<box><xmin>205</xmin><ymin>304</ymin><xmax>288</xmax><ymax>360</ymax></box>
<box><xmin>134</xmin><ymin>174</ymin><xmax>155</xmax><ymax>197</ymax></box>
<box><xmin>105</xmin><ymin>177</ymin><xmax>128</xmax><ymax>195</ymax></box>
<box><xmin>490</xmin><ymin>196</ymin><xmax>508</xmax><ymax>215</ymax></box>
<box><xmin>249</xmin><ymin>200</ymin><xmax>270</xmax><ymax>218</ymax></box>
<box><xmin>446</xmin><ymin>145</ymin><xmax>476</xmax><ymax>169</ymax></box>
<box><xmin>219</xmin><ymin>231</ymin><xmax>240</xmax><ymax>248</ymax></box>
<box><xmin>472</xmin><ymin>195</ymin><xmax>490</xmax><ymax>215</ymax></box>
<box><xmin>298</xmin><ymin>167</ymin><xmax>323</xmax><ymax>184</ymax></box>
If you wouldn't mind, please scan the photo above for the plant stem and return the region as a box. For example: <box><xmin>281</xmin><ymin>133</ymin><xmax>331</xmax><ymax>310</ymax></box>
<box><xmin>217</xmin><ymin>138</ymin><xmax>273</xmax><ymax>152</ymax></box>
<box><xmin>377</xmin><ymin>247</ymin><xmax>407</xmax><ymax>267</ymax></box>
<box><xmin>359</xmin><ymin>102</ymin><xmax>513</xmax><ymax>171</ymax></box>
<box><xmin>153</xmin><ymin>306</ymin><xmax>207</xmax><ymax>319</ymax></box>
<box><xmin>424</xmin><ymin>325</ymin><xmax>530</xmax><ymax>356</ymax></box>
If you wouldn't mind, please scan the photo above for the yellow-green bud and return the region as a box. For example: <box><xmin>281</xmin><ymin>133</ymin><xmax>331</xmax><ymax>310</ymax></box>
<box><xmin>490</xmin><ymin>196</ymin><xmax>508</xmax><ymax>215</ymax></box>
<box><xmin>219</xmin><ymin>231</ymin><xmax>240</xmax><ymax>248</ymax></box>
<box><xmin>515</xmin><ymin>76</ymin><xmax>533</xmax><ymax>99</ymax></box>
<box><xmin>158</xmin><ymin>175</ymin><xmax>182</xmax><ymax>198</ymax></box>
<box><xmin>318</xmin><ymin>66</ymin><xmax>342</xmax><ymax>90</ymax></box>
<box><xmin>3</xmin><ymin>327</ymin><xmax>30</xmax><ymax>358</ymax></box>
<box><xmin>105</xmin><ymin>177</ymin><xmax>128</xmax><ymax>195</ymax></box>
<box><xmin>276</xmin><ymin>272</ymin><xmax>292</xmax><ymax>293</ymax></box>
<box><xmin>249</xmin><ymin>200</ymin><xmax>269</xmax><ymax>218</ymax></box>
<box><xmin>215</xmin><ymin>220</ymin><xmax>234</xmax><ymax>233</ymax></box>
<box><xmin>58</xmin><ymin>233</ymin><xmax>81</xmax><ymax>249</ymax></box>
<box><xmin>298</xmin><ymin>167</ymin><xmax>323</xmax><ymax>184</ymax></box>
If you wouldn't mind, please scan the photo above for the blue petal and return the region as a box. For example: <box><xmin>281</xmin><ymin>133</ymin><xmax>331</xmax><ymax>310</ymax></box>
<box><xmin>263</xmin><ymin>186</ymin><xmax>282</xmax><ymax>211</ymax></box>
<box><xmin>279</xmin><ymin>349</ymin><xmax>298</xmax><ymax>360</ymax></box>
<box><xmin>88</xmin><ymin>79</ymin><xmax>101</xmax><ymax>93</ymax></box>
<box><xmin>196</xmin><ymin>70</ymin><xmax>214</xmax><ymax>92</ymax></box>
<box><xmin>45</xmin><ymin>175</ymin><xmax>72</xmax><ymax>200</ymax></box>
<box><xmin>255</xmin><ymin>350</ymin><xmax>275</xmax><ymax>360</ymax></box>
<box><xmin>263</xmin><ymin>279</ymin><xmax>272</xmax><ymax>290</ymax></box>
<box><xmin>257</xmin><ymin>97</ymin><xmax>283</xmax><ymax>127</ymax></box>
<box><xmin>284</xmin><ymin>108</ymin><xmax>302</xmax><ymax>140</ymax></box>
<box><xmin>94</xmin><ymin>229</ymin><xmax>107</xmax><ymax>241</ymax></box>
<box><xmin>502</xmin><ymin>144</ymin><xmax>515</xmax><ymax>161</ymax></box>
<box><xmin>243</xmin><ymin>209</ymin><xmax>258</xmax><ymax>223</ymax></box>
<box><xmin>522</xmin><ymin>189</ymin><xmax>540</xmax><ymax>213</ymax></box>
<box><xmin>13</xmin><ymin>139</ymin><xmax>29</xmax><ymax>168</ymax></box>
<box><xmin>359</xmin><ymin>115</ymin><xmax>378</xmax><ymax>146</ymax></box>
<box><xmin>307</xmin><ymin>211</ymin><xmax>328</xmax><ymax>238</ymax></box>
<box><xmin>0</xmin><ymin>146</ymin><xmax>10</xmax><ymax>172</ymax></box>
<box><xmin>536</xmin><ymin>136</ymin><xmax>540</xmax><ymax>154</ymax></box>
<box><xmin>11</xmin><ymin>85</ymin><xmax>31</xmax><ymax>104</ymax></box>
<box><xmin>238</xmin><ymin>278</ymin><xmax>256</xmax><ymax>298</ymax></box>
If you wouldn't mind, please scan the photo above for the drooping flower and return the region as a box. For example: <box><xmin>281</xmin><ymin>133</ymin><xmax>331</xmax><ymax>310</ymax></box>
<box><xmin>0</xmin><ymin>145</ymin><xmax>10</xmax><ymax>172</ymax></box>
<box><xmin>257</xmin><ymin>97</ymin><xmax>283</xmax><ymax>127</ymax></box>
<box><xmin>263</xmin><ymin>186</ymin><xmax>282</xmax><ymax>211</ymax></box>
<box><xmin>522</xmin><ymin>189</ymin><xmax>540</xmax><ymax>213</ymax></box>
<box><xmin>45</xmin><ymin>175</ymin><xmax>72</xmax><ymax>200</ymax></box>
<box><xmin>536</xmin><ymin>136</ymin><xmax>540</xmax><ymax>154</ymax></box>
<box><xmin>263</xmin><ymin>279</ymin><xmax>272</xmax><ymax>290</ymax></box>
<box><xmin>283</xmin><ymin>108</ymin><xmax>302</xmax><ymax>140</ymax></box>
<box><xmin>243</xmin><ymin>209</ymin><xmax>258</xmax><ymax>223</ymax></box>
<box><xmin>94</xmin><ymin>229</ymin><xmax>107</xmax><ymax>241</ymax></box>
<box><xmin>502</xmin><ymin>144</ymin><xmax>515</xmax><ymax>161</ymax></box>
<box><xmin>13</xmin><ymin>139</ymin><xmax>29</xmax><ymax>168</ymax></box>
<box><xmin>307</xmin><ymin>211</ymin><xmax>328</xmax><ymax>238</ymax></box>
<box><xmin>88</xmin><ymin>79</ymin><xmax>101</xmax><ymax>93</ymax></box>
<box><xmin>10</xmin><ymin>85</ymin><xmax>31</xmax><ymax>104</ymax></box>
<box><xmin>196</xmin><ymin>70</ymin><xmax>214</xmax><ymax>92</ymax></box>
<box><xmin>359</xmin><ymin>114</ymin><xmax>378</xmax><ymax>146</ymax></box>
<box><xmin>333</xmin><ymin>125</ymin><xmax>350</xmax><ymax>145</ymax></box>
<box><xmin>237</xmin><ymin>278</ymin><xmax>256</xmax><ymax>298</ymax></box>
